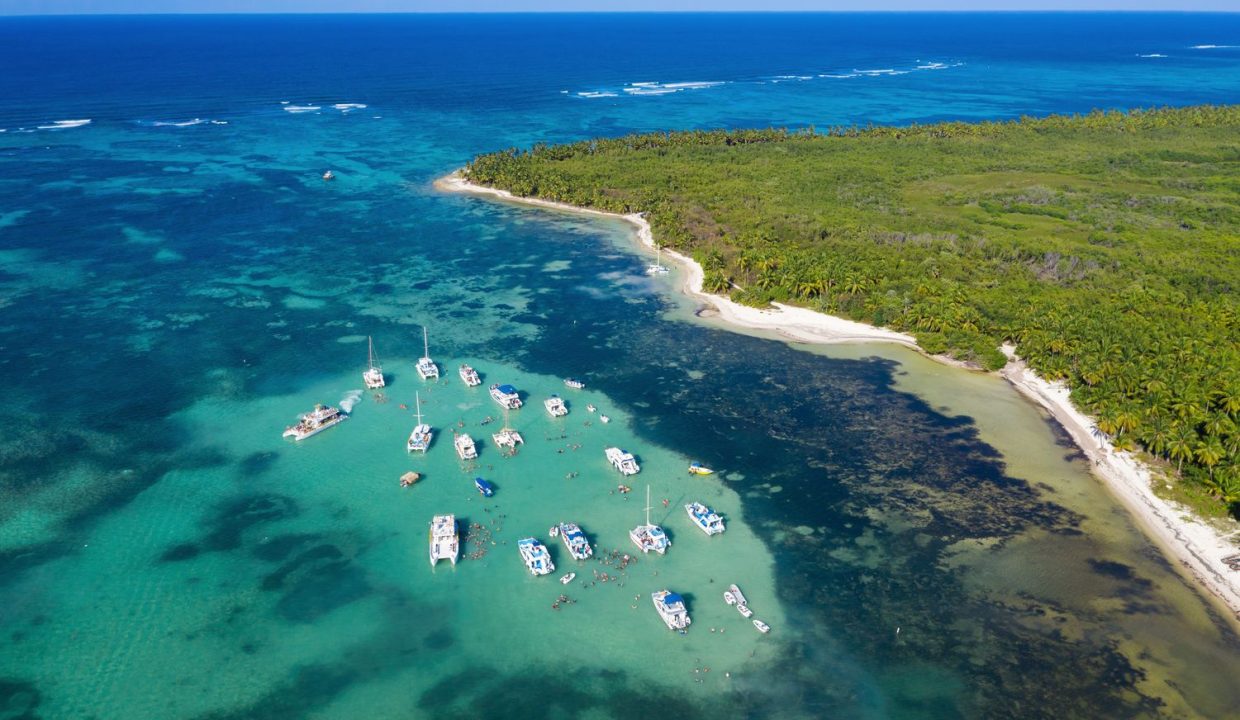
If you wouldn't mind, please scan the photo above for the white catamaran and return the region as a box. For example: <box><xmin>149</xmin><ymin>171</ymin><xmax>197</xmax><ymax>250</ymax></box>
<box><xmin>416</xmin><ymin>326</ymin><xmax>439</xmax><ymax>380</ymax></box>
<box><xmin>363</xmin><ymin>336</ymin><xmax>385</xmax><ymax>389</ymax></box>
<box><xmin>492</xmin><ymin>406</ymin><xmax>524</xmax><ymax>450</ymax></box>
<box><xmin>282</xmin><ymin>404</ymin><xmax>346</xmax><ymax>440</ymax></box>
<box><xmin>630</xmin><ymin>485</ymin><xmax>670</xmax><ymax>555</ymax></box>
<box><xmin>645</xmin><ymin>243</ymin><xmax>670</xmax><ymax>275</ymax></box>
<box><xmin>407</xmin><ymin>391</ymin><xmax>432</xmax><ymax>452</ymax></box>
<box><xmin>428</xmin><ymin>514</ymin><xmax>459</xmax><ymax>566</ymax></box>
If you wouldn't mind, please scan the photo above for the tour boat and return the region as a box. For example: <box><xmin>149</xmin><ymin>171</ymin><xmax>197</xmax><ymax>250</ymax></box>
<box><xmin>428</xmin><ymin>514</ymin><xmax>459</xmax><ymax>566</ymax></box>
<box><xmin>753</xmin><ymin>619</ymin><xmax>771</xmax><ymax>634</ymax></box>
<box><xmin>685</xmin><ymin>502</ymin><xmax>726</xmax><ymax>536</ymax></box>
<box><xmin>630</xmin><ymin>486</ymin><xmax>670</xmax><ymax>555</ymax></box>
<box><xmin>455</xmin><ymin>433</ymin><xmax>478</xmax><ymax>460</ymax></box>
<box><xmin>560</xmin><ymin>572</ymin><xmax>576</xmax><ymax>585</ymax></box>
<box><xmin>491</xmin><ymin>406</ymin><xmax>523</xmax><ymax>450</ymax></box>
<box><xmin>416</xmin><ymin>326</ymin><xmax>439</xmax><ymax>380</ymax></box>
<box><xmin>688</xmin><ymin>462</ymin><xmax>714</xmax><ymax>475</ymax></box>
<box><xmin>474</xmin><ymin>476</ymin><xmax>494</xmax><ymax>497</ymax></box>
<box><xmin>407</xmin><ymin>391</ymin><xmax>432</xmax><ymax>452</ymax></box>
<box><xmin>282</xmin><ymin>404</ymin><xmax>346</xmax><ymax>440</ymax></box>
<box><xmin>518</xmin><ymin>537</ymin><xmax>554</xmax><ymax>576</ymax></box>
<box><xmin>605</xmin><ymin>447</ymin><xmax>640</xmax><ymax>475</ymax></box>
<box><xmin>645</xmin><ymin>244</ymin><xmax>670</xmax><ymax>275</ymax></box>
<box><xmin>558</xmin><ymin>522</ymin><xmax>593</xmax><ymax>560</ymax></box>
<box><xmin>544</xmin><ymin>396</ymin><xmax>568</xmax><ymax>417</ymax></box>
<box><xmin>651</xmin><ymin>590</ymin><xmax>691</xmax><ymax>631</ymax></box>
<box><xmin>459</xmin><ymin>364</ymin><xmax>481</xmax><ymax>386</ymax></box>
<box><xmin>564</xmin><ymin>378</ymin><xmax>585</xmax><ymax>389</ymax></box>
<box><xmin>363</xmin><ymin>336</ymin><xmax>385</xmax><ymax>389</ymax></box>
<box><xmin>489</xmin><ymin>383</ymin><xmax>522</xmax><ymax>409</ymax></box>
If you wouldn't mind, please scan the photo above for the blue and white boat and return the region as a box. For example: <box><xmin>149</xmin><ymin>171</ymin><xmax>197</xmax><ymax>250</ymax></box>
<box><xmin>651</xmin><ymin>589</ymin><xmax>691</xmax><ymax>630</ymax></box>
<box><xmin>558</xmin><ymin>522</ymin><xmax>593</xmax><ymax>560</ymax></box>
<box><xmin>489</xmin><ymin>383</ymin><xmax>522</xmax><ymax>409</ymax></box>
<box><xmin>518</xmin><ymin>537</ymin><xmax>554</xmax><ymax>576</ymax></box>
<box><xmin>474</xmin><ymin>476</ymin><xmax>494</xmax><ymax>497</ymax></box>
<box><xmin>685</xmin><ymin>502</ymin><xmax>725</xmax><ymax>536</ymax></box>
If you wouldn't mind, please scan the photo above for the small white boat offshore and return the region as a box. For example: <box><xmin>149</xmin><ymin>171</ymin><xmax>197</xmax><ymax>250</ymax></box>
<box><xmin>560</xmin><ymin>572</ymin><xmax>576</xmax><ymax>585</ymax></box>
<box><xmin>489</xmin><ymin>383</ymin><xmax>522</xmax><ymax>409</ymax></box>
<box><xmin>563</xmin><ymin>378</ymin><xmax>585</xmax><ymax>389</ymax></box>
<box><xmin>737</xmin><ymin>604</ymin><xmax>754</xmax><ymax>618</ymax></box>
<box><xmin>407</xmin><ymin>391</ymin><xmax>432</xmax><ymax>452</ymax></box>
<box><xmin>599</xmin><ymin>414</ymin><xmax>611</xmax><ymax>424</ymax></box>
<box><xmin>605</xmin><ymin>447</ymin><xmax>640</xmax><ymax>475</ymax></box>
<box><xmin>428</xmin><ymin>514</ymin><xmax>459</xmax><ymax>566</ymax></box>
<box><xmin>363</xmin><ymin>336</ymin><xmax>385</xmax><ymax>389</ymax></box>
<box><xmin>688</xmin><ymin>462</ymin><xmax>714</xmax><ymax>475</ymax></box>
<box><xmin>729</xmin><ymin>583</ymin><xmax>749</xmax><ymax>607</ymax></box>
<box><xmin>558</xmin><ymin>522</ymin><xmax>593</xmax><ymax>560</ymax></box>
<box><xmin>416</xmin><ymin>326</ymin><xmax>439</xmax><ymax>380</ymax></box>
<box><xmin>723</xmin><ymin>591</ymin><xmax>737</xmax><ymax>606</ymax></box>
<box><xmin>646</xmin><ymin>244</ymin><xmax>670</xmax><ymax>275</ymax></box>
<box><xmin>459</xmin><ymin>364</ymin><xmax>481</xmax><ymax>387</ymax></box>
<box><xmin>518</xmin><ymin>537</ymin><xmax>554</xmax><ymax>576</ymax></box>
<box><xmin>454</xmin><ymin>433</ymin><xmax>478</xmax><ymax>460</ymax></box>
<box><xmin>322</xmin><ymin>170</ymin><xmax>335</xmax><ymax>181</ymax></box>
<box><xmin>753</xmin><ymin>619</ymin><xmax>771</xmax><ymax>634</ymax></box>
<box><xmin>544</xmin><ymin>396</ymin><xmax>568</xmax><ymax>417</ymax></box>
<box><xmin>631</xmin><ymin>486</ymin><xmax>670</xmax><ymax>555</ymax></box>
<box><xmin>586</xmin><ymin>404</ymin><xmax>597</xmax><ymax>413</ymax></box>
<box><xmin>282</xmin><ymin>404</ymin><xmax>346</xmax><ymax>440</ymax></box>
<box><xmin>685</xmin><ymin>502</ymin><xmax>726</xmax><ymax>536</ymax></box>
<box><xmin>651</xmin><ymin>590</ymin><xmax>691</xmax><ymax>631</ymax></box>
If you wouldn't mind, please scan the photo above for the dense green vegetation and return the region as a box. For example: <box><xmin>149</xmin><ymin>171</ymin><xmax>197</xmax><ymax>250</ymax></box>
<box><xmin>465</xmin><ymin>106</ymin><xmax>1240</xmax><ymax>511</ymax></box>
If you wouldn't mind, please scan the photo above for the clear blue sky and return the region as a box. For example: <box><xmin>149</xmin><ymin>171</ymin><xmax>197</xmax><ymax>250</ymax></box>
<box><xmin>2</xmin><ymin>1</ymin><xmax>1237</xmax><ymax>14</ymax></box>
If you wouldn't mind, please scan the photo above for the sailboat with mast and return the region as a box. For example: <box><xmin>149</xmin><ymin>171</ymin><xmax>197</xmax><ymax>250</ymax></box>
<box><xmin>407</xmin><ymin>391</ymin><xmax>432</xmax><ymax>452</ymax></box>
<box><xmin>363</xmin><ymin>336</ymin><xmax>385</xmax><ymax>389</ymax></box>
<box><xmin>630</xmin><ymin>485</ymin><xmax>670</xmax><ymax>555</ymax></box>
<box><xmin>416</xmin><ymin>326</ymin><xmax>439</xmax><ymax>380</ymax></box>
<box><xmin>645</xmin><ymin>243</ymin><xmax>669</xmax><ymax>275</ymax></box>
<box><xmin>492</xmin><ymin>405</ymin><xmax>524</xmax><ymax>451</ymax></box>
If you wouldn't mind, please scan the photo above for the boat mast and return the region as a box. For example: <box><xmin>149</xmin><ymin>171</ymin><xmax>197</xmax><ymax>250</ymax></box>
<box><xmin>645</xmin><ymin>485</ymin><xmax>652</xmax><ymax>527</ymax></box>
<box><xmin>368</xmin><ymin>335</ymin><xmax>378</xmax><ymax>370</ymax></box>
<box><xmin>415</xmin><ymin>391</ymin><xmax>423</xmax><ymax>425</ymax></box>
<box><xmin>422</xmin><ymin>326</ymin><xmax>430</xmax><ymax>359</ymax></box>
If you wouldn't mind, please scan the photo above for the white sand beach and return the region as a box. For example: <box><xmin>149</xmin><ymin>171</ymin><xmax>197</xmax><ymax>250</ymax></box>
<box><xmin>436</xmin><ymin>171</ymin><xmax>1240</xmax><ymax>618</ymax></box>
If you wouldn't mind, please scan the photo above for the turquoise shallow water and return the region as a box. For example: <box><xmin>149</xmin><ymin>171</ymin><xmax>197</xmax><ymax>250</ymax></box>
<box><xmin>3</xmin><ymin>12</ymin><xmax>1240</xmax><ymax>720</ymax></box>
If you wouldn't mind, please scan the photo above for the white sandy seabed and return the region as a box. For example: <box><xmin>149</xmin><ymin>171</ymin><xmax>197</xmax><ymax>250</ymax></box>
<box><xmin>435</xmin><ymin>171</ymin><xmax>1240</xmax><ymax>619</ymax></box>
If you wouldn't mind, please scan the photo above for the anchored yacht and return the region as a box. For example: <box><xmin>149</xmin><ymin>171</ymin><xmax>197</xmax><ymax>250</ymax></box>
<box><xmin>282</xmin><ymin>404</ymin><xmax>346</xmax><ymax>440</ymax></box>
<box><xmin>407</xmin><ymin>391</ymin><xmax>432</xmax><ymax>452</ymax></box>
<box><xmin>489</xmin><ymin>383</ymin><xmax>522</xmax><ymax>409</ymax></box>
<box><xmin>558</xmin><ymin>522</ymin><xmax>593</xmax><ymax>560</ymax></box>
<box><xmin>651</xmin><ymin>590</ymin><xmax>691</xmax><ymax>630</ymax></box>
<box><xmin>630</xmin><ymin>486</ymin><xmax>670</xmax><ymax>555</ymax></box>
<box><xmin>518</xmin><ymin>537</ymin><xmax>555</xmax><ymax>576</ymax></box>
<box><xmin>416</xmin><ymin>326</ymin><xmax>439</xmax><ymax>380</ymax></box>
<box><xmin>685</xmin><ymin>502</ymin><xmax>726</xmax><ymax>536</ymax></box>
<box><xmin>428</xmin><ymin>514</ymin><xmax>459</xmax><ymax>566</ymax></box>
<box><xmin>459</xmin><ymin>364</ymin><xmax>481</xmax><ymax>387</ymax></box>
<box><xmin>605</xmin><ymin>447</ymin><xmax>640</xmax><ymax>475</ymax></box>
<box><xmin>544</xmin><ymin>396</ymin><xmax>568</xmax><ymax>417</ymax></box>
<box><xmin>363</xmin><ymin>336</ymin><xmax>385</xmax><ymax>389</ymax></box>
<box><xmin>455</xmin><ymin>433</ymin><xmax>478</xmax><ymax>460</ymax></box>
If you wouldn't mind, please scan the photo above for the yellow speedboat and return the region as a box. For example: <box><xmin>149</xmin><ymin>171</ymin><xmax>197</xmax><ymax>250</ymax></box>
<box><xmin>688</xmin><ymin>462</ymin><xmax>714</xmax><ymax>475</ymax></box>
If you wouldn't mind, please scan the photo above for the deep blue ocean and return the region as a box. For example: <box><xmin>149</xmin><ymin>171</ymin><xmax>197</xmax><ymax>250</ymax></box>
<box><xmin>2</xmin><ymin>12</ymin><xmax>1239</xmax><ymax>720</ymax></box>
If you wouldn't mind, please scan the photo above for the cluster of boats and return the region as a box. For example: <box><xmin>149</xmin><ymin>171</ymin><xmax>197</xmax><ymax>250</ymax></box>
<box><xmin>283</xmin><ymin>331</ymin><xmax>765</xmax><ymax>635</ymax></box>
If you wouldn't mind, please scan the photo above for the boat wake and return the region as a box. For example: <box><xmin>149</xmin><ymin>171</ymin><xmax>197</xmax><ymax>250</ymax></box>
<box><xmin>339</xmin><ymin>389</ymin><xmax>364</xmax><ymax>413</ymax></box>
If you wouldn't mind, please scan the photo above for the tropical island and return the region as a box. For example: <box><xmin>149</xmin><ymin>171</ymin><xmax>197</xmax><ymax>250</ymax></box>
<box><xmin>446</xmin><ymin>105</ymin><xmax>1240</xmax><ymax>610</ymax></box>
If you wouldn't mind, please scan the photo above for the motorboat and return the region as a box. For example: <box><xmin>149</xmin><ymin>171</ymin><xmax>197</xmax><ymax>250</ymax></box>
<box><xmin>729</xmin><ymin>584</ymin><xmax>749</xmax><ymax>607</ymax></box>
<box><xmin>416</xmin><ymin>326</ymin><xmax>439</xmax><ymax>380</ymax></box>
<box><xmin>564</xmin><ymin>378</ymin><xmax>585</xmax><ymax>389</ymax></box>
<box><xmin>599</xmin><ymin>414</ymin><xmax>611</xmax><ymax>424</ymax></box>
<box><xmin>723</xmin><ymin>590</ymin><xmax>737</xmax><ymax>606</ymax></box>
<box><xmin>605</xmin><ymin>447</ymin><xmax>640</xmax><ymax>475</ymax></box>
<box><xmin>455</xmin><ymin>433</ymin><xmax>478</xmax><ymax>460</ymax></box>
<box><xmin>363</xmin><ymin>336</ymin><xmax>385</xmax><ymax>389</ymax></box>
<box><xmin>518</xmin><ymin>537</ymin><xmax>554</xmax><ymax>576</ymax></box>
<box><xmin>282</xmin><ymin>404</ymin><xmax>346</xmax><ymax>440</ymax></box>
<box><xmin>428</xmin><ymin>514</ymin><xmax>459</xmax><ymax>566</ymax></box>
<box><xmin>489</xmin><ymin>383</ymin><xmax>522</xmax><ymax>409</ymax></box>
<box><xmin>558</xmin><ymin>522</ymin><xmax>593</xmax><ymax>560</ymax></box>
<box><xmin>560</xmin><ymin>572</ymin><xmax>576</xmax><ymax>585</ymax></box>
<box><xmin>474</xmin><ymin>476</ymin><xmax>494</xmax><ymax>497</ymax></box>
<box><xmin>753</xmin><ymin>619</ymin><xmax>770</xmax><ymax>634</ymax></box>
<box><xmin>688</xmin><ymin>462</ymin><xmax>714</xmax><ymax>475</ymax></box>
<box><xmin>459</xmin><ymin>364</ymin><xmax>481</xmax><ymax>386</ymax></box>
<box><xmin>651</xmin><ymin>590</ymin><xmax>691</xmax><ymax>630</ymax></box>
<box><xmin>685</xmin><ymin>502</ymin><xmax>725</xmax><ymax>536</ymax></box>
<box><xmin>544</xmin><ymin>396</ymin><xmax>568</xmax><ymax>417</ymax></box>
<box><xmin>737</xmin><ymin>604</ymin><xmax>754</xmax><ymax>618</ymax></box>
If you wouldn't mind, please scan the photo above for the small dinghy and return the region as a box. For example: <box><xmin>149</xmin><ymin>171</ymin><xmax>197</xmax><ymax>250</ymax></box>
<box><xmin>400</xmin><ymin>472</ymin><xmax>421</xmax><ymax>488</ymax></box>
<box><xmin>564</xmin><ymin>378</ymin><xmax>585</xmax><ymax>389</ymax></box>
<box><xmin>560</xmin><ymin>572</ymin><xmax>576</xmax><ymax>585</ymax></box>
<box><xmin>599</xmin><ymin>414</ymin><xmax>611</xmax><ymax>424</ymax></box>
<box><xmin>753</xmin><ymin>619</ymin><xmax>770</xmax><ymax>634</ymax></box>
<box><xmin>549</xmin><ymin>525</ymin><xmax>560</xmax><ymax>538</ymax></box>
<box><xmin>723</xmin><ymin>590</ymin><xmax>737</xmax><ymax>606</ymax></box>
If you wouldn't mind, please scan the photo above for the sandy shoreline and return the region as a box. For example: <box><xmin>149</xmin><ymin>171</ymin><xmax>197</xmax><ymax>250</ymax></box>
<box><xmin>435</xmin><ymin>171</ymin><xmax>1240</xmax><ymax>618</ymax></box>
